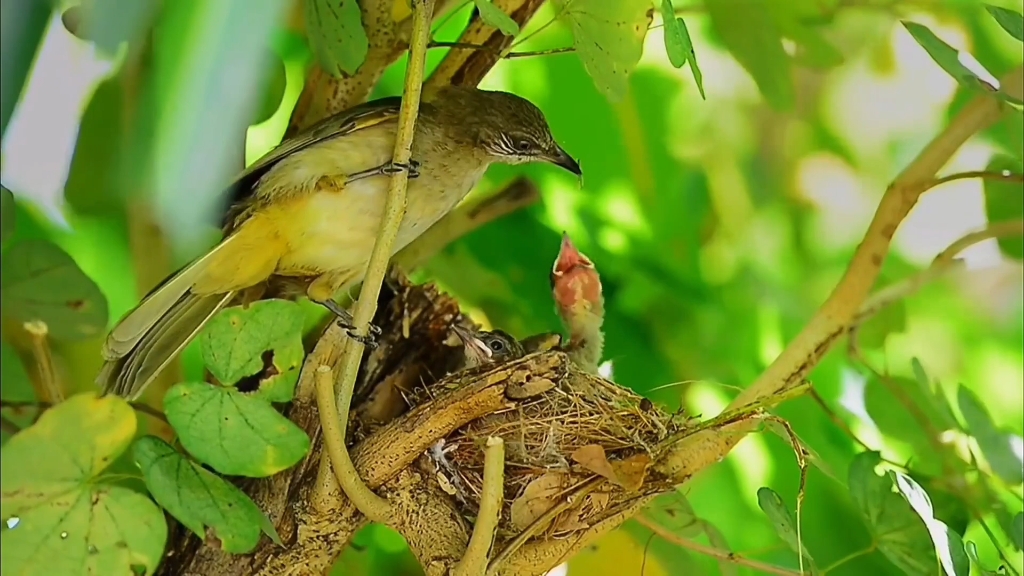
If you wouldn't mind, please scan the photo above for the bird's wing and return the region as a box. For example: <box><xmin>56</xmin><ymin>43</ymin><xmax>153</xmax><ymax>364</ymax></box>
<box><xmin>221</xmin><ymin>96</ymin><xmax>404</xmax><ymax>225</ymax></box>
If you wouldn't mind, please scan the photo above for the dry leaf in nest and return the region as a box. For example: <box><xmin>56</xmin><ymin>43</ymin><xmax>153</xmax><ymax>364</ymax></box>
<box><xmin>510</xmin><ymin>472</ymin><xmax>568</xmax><ymax>531</ymax></box>
<box><xmin>571</xmin><ymin>444</ymin><xmax>652</xmax><ymax>492</ymax></box>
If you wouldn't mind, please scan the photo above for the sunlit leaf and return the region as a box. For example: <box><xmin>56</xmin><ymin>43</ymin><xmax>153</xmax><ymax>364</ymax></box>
<box><xmin>890</xmin><ymin>472</ymin><xmax>970</xmax><ymax>576</ymax></box>
<box><xmin>1</xmin><ymin>185</ymin><xmax>14</xmax><ymax>244</ymax></box>
<box><xmin>64</xmin><ymin>76</ymin><xmax>126</xmax><ymax>215</ymax></box>
<box><xmin>659</xmin><ymin>0</ymin><xmax>687</xmax><ymax>67</ymax></box>
<box><xmin>0</xmin><ymin>240</ymin><xmax>110</xmax><ymax>341</ymax></box>
<box><xmin>982</xmin><ymin>155</ymin><xmax>1024</xmax><ymax>260</ymax></box>
<box><xmin>0</xmin><ymin>0</ymin><xmax>50</xmax><ymax>139</ymax></box>
<box><xmin>133</xmin><ymin>436</ymin><xmax>281</xmax><ymax>553</ymax></box>
<box><xmin>1012</xmin><ymin>512</ymin><xmax>1023</xmax><ymax>551</ymax></box>
<box><xmin>858</xmin><ymin>298</ymin><xmax>906</xmax><ymax>349</ymax></box>
<box><xmin>965</xmin><ymin>541</ymin><xmax>1002</xmax><ymax>575</ymax></box>
<box><xmin>551</xmin><ymin>0</ymin><xmax>653</xmax><ymax>102</ymax></box>
<box><xmin>756</xmin><ymin>487</ymin><xmax>818</xmax><ymax>572</ymax></box>
<box><xmin>907</xmin><ymin>358</ymin><xmax>960</xmax><ymax>432</ymax></box>
<box><xmin>985</xmin><ymin>5</ymin><xmax>1024</xmax><ymax>42</ymax></box>
<box><xmin>1</xmin><ymin>393</ymin><xmax>166</xmax><ymax>576</ymax></box>
<box><xmin>164</xmin><ymin>382</ymin><xmax>310</xmax><ymax>477</ymax></box>
<box><xmin>863</xmin><ymin>377</ymin><xmax>943</xmax><ymax>471</ymax></box>
<box><xmin>848</xmin><ymin>451</ymin><xmax>938</xmax><ymax>575</ymax></box>
<box><xmin>957</xmin><ymin>384</ymin><xmax>1024</xmax><ymax>485</ymax></box>
<box><xmin>473</xmin><ymin>0</ymin><xmax>520</xmax><ymax>36</ymax></box>
<box><xmin>902</xmin><ymin>21</ymin><xmax>1013</xmax><ymax>104</ymax></box>
<box><xmin>307</xmin><ymin>0</ymin><xmax>369</xmax><ymax>77</ymax></box>
<box><xmin>706</xmin><ymin>0</ymin><xmax>794</xmax><ymax>110</ymax></box>
<box><xmin>200</xmin><ymin>299</ymin><xmax>306</xmax><ymax>402</ymax></box>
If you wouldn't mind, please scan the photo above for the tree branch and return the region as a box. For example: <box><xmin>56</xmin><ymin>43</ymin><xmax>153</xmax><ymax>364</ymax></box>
<box><xmin>656</xmin><ymin>64</ymin><xmax>1024</xmax><ymax>481</ymax></box>
<box><xmin>323</xmin><ymin>0</ymin><xmax>436</xmax><ymax>523</ymax></box>
<box><xmin>22</xmin><ymin>321</ymin><xmax>62</xmax><ymax>404</ymax></box>
<box><xmin>634</xmin><ymin>516</ymin><xmax>803</xmax><ymax>576</ymax></box>
<box><xmin>453</xmin><ymin>436</ymin><xmax>505</xmax><ymax>576</ymax></box>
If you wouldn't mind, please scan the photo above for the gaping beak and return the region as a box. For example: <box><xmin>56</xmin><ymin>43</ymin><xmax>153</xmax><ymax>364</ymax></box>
<box><xmin>452</xmin><ymin>324</ymin><xmax>492</xmax><ymax>365</ymax></box>
<box><xmin>548</xmin><ymin>145</ymin><xmax>582</xmax><ymax>176</ymax></box>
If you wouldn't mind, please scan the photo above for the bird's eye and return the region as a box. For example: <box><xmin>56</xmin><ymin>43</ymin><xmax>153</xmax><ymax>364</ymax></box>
<box><xmin>488</xmin><ymin>339</ymin><xmax>505</xmax><ymax>352</ymax></box>
<box><xmin>516</xmin><ymin>140</ymin><xmax>532</xmax><ymax>153</ymax></box>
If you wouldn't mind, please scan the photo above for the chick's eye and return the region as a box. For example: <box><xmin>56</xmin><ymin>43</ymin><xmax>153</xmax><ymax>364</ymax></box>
<box><xmin>516</xmin><ymin>140</ymin><xmax>532</xmax><ymax>153</ymax></box>
<box><xmin>488</xmin><ymin>339</ymin><xmax>505</xmax><ymax>352</ymax></box>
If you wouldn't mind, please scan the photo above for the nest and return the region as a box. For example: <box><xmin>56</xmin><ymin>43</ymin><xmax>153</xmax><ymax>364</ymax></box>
<box><xmin>427</xmin><ymin>356</ymin><xmax>691</xmax><ymax>538</ymax></box>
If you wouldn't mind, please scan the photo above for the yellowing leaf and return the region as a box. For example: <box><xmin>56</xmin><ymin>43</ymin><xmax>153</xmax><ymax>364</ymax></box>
<box><xmin>1</xmin><ymin>393</ymin><xmax>166</xmax><ymax>576</ymax></box>
<box><xmin>133</xmin><ymin>436</ymin><xmax>281</xmax><ymax>553</ymax></box>
<box><xmin>552</xmin><ymin>0</ymin><xmax>653</xmax><ymax>102</ymax></box>
<box><xmin>307</xmin><ymin>0</ymin><xmax>369</xmax><ymax>77</ymax></box>
<box><xmin>164</xmin><ymin>382</ymin><xmax>311</xmax><ymax>477</ymax></box>
<box><xmin>473</xmin><ymin>0</ymin><xmax>520</xmax><ymax>36</ymax></box>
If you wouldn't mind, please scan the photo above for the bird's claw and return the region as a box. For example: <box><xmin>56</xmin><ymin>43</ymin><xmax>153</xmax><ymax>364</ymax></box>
<box><xmin>381</xmin><ymin>160</ymin><xmax>420</xmax><ymax>179</ymax></box>
<box><xmin>342</xmin><ymin>324</ymin><xmax>380</xmax><ymax>349</ymax></box>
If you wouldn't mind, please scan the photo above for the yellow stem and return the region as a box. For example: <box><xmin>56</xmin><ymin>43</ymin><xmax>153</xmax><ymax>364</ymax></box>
<box><xmin>453</xmin><ymin>436</ymin><xmax>505</xmax><ymax>576</ymax></box>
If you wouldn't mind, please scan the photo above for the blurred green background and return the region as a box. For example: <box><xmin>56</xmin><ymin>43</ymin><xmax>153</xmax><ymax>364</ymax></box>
<box><xmin>1</xmin><ymin>0</ymin><xmax>1022</xmax><ymax>575</ymax></box>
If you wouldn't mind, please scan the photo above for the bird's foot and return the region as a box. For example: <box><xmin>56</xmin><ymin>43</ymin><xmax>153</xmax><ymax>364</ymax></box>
<box><xmin>318</xmin><ymin>299</ymin><xmax>381</xmax><ymax>348</ymax></box>
<box><xmin>380</xmin><ymin>160</ymin><xmax>421</xmax><ymax>179</ymax></box>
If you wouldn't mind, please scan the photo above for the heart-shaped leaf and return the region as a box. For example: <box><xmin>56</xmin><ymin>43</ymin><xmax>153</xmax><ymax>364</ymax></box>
<box><xmin>164</xmin><ymin>382</ymin><xmax>310</xmax><ymax>477</ymax></box>
<box><xmin>133</xmin><ymin>436</ymin><xmax>281</xmax><ymax>553</ymax></box>
<box><xmin>0</xmin><ymin>240</ymin><xmax>109</xmax><ymax>341</ymax></box>
<box><xmin>1</xmin><ymin>393</ymin><xmax>166</xmax><ymax>576</ymax></box>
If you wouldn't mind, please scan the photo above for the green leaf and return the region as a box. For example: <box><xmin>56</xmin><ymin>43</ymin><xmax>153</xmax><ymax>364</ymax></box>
<box><xmin>133</xmin><ymin>436</ymin><xmax>280</xmax><ymax>553</ymax></box>
<box><xmin>307</xmin><ymin>0</ymin><xmax>369</xmax><ymax>77</ymax></box>
<box><xmin>252</xmin><ymin>53</ymin><xmax>288</xmax><ymax>126</ymax></box>
<box><xmin>645</xmin><ymin>490</ymin><xmax>703</xmax><ymax>538</ymax></box>
<box><xmin>0</xmin><ymin>0</ymin><xmax>50</xmax><ymax>139</ymax></box>
<box><xmin>1</xmin><ymin>393</ymin><xmax>166</xmax><ymax>576</ymax></box>
<box><xmin>659</xmin><ymin>0</ymin><xmax>687</xmax><ymax>68</ymax></box>
<box><xmin>901</xmin><ymin>21</ymin><xmax>1011</xmax><ymax>103</ymax></box>
<box><xmin>982</xmin><ymin>155</ymin><xmax>1024</xmax><ymax>260</ymax></box>
<box><xmin>864</xmin><ymin>377</ymin><xmax>943</xmax><ymax>471</ymax></box>
<box><xmin>985</xmin><ymin>5</ymin><xmax>1024</xmax><ymax>42</ymax></box>
<box><xmin>676</xmin><ymin>18</ymin><xmax>705</xmax><ymax>99</ymax></box>
<box><xmin>64</xmin><ymin>76</ymin><xmax>127</xmax><ymax>216</ymax></box>
<box><xmin>78</xmin><ymin>0</ymin><xmax>160</xmax><ymax>56</ymax></box>
<box><xmin>957</xmin><ymin>384</ymin><xmax>1024</xmax><ymax>485</ymax></box>
<box><xmin>706</xmin><ymin>0</ymin><xmax>794</xmax><ymax>110</ymax></box>
<box><xmin>1</xmin><ymin>185</ymin><xmax>14</xmax><ymax>244</ymax></box>
<box><xmin>965</xmin><ymin>541</ymin><xmax>1002</xmax><ymax>575</ymax></box>
<box><xmin>848</xmin><ymin>451</ymin><xmax>938</xmax><ymax>575</ymax></box>
<box><xmin>911</xmin><ymin>358</ymin><xmax>929</xmax><ymax>390</ymax></box>
<box><xmin>164</xmin><ymin>382</ymin><xmax>311</xmax><ymax>477</ymax></box>
<box><xmin>200</xmin><ymin>299</ymin><xmax>306</xmax><ymax>402</ymax></box>
<box><xmin>0</xmin><ymin>240</ymin><xmax>110</xmax><ymax>341</ymax></box>
<box><xmin>473</xmin><ymin>0</ymin><xmax>520</xmax><ymax>36</ymax></box>
<box><xmin>768</xmin><ymin>1</ymin><xmax>844</xmax><ymax>69</ymax></box>
<box><xmin>1012</xmin><ymin>512</ymin><xmax>1023</xmax><ymax>551</ymax></box>
<box><xmin>552</xmin><ymin>0</ymin><xmax>653</xmax><ymax>102</ymax></box>
<box><xmin>858</xmin><ymin>298</ymin><xmax>907</xmax><ymax>349</ymax></box>
<box><xmin>890</xmin><ymin>472</ymin><xmax>970</xmax><ymax>576</ymax></box>
<box><xmin>756</xmin><ymin>487</ymin><xmax>818</xmax><ymax>572</ymax></box>
<box><xmin>701</xmin><ymin>522</ymin><xmax>738</xmax><ymax>576</ymax></box>
<box><xmin>906</xmin><ymin>358</ymin><xmax>960</xmax><ymax>432</ymax></box>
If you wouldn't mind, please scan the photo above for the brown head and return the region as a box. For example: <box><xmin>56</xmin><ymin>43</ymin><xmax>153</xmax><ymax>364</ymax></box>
<box><xmin>451</xmin><ymin>324</ymin><xmax>526</xmax><ymax>371</ymax></box>
<box><xmin>430</xmin><ymin>86</ymin><xmax>581</xmax><ymax>176</ymax></box>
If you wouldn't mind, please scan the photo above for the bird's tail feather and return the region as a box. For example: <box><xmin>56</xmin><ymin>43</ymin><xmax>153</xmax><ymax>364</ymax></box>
<box><xmin>97</xmin><ymin>291</ymin><xmax>234</xmax><ymax>400</ymax></box>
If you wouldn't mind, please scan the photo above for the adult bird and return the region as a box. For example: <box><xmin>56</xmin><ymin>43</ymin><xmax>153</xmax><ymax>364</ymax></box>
<box><xmin>98</xmin><ymin>86</ymin><xmax>581</xmax><ymax>400</ymax></box>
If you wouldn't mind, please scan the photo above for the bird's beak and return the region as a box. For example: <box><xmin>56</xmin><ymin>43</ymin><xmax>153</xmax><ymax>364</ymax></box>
<box><xmin>547</xmin><ymin>145</ymin><xmax>582</xmax><ymax>176</ymax></box>
<box><xmin>452</xmin><ymin>324</ymin><xmax>492</xmax><ymax>363</ymax></box>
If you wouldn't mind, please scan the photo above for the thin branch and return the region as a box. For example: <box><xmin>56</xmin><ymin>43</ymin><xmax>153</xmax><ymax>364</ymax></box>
<box><xmin>808</xmin><ymin>389</ymin><xmax>872</xmax><ymax>451</ymax></box>
<box><xmin>928</xmin><ymin>169</ymin><xmax>1024</xmax><ymax>189</ymax></box>
<box><xmin>394</xmin><ymin>177</ymin><xmax>541</xmax><ymax>270</ymax></box>
<box><xmin>428</xmin><ymin>41</ymin><xmax>574</xmax><ymax>59</ymax></box>
<box><xmin>22</xmin><ymin>321</ymin><xmax>62</xmax><ymax>404</ymax></box>
<box><xmin>634</xmin><ymin>516</ymin><xmax>803</xmax><ymax>576</ymax></box>
<box><xmin>453</xmin><ymin>436</ymin><xmax>505</xmax><ymax>576</ymax></box>
<box><xmin>656</xmin><ymin>64</ymin><xmax>1024</xmax><ymax>482</ymax></box>
<box><xmin>325</xmin><ymin>0</ymin><xmax>436</xmax><ymax>524</ymax></box>
<box><xmin>820</xmin><ymin>543</ymin><xmax>877</xmax><ymax>574</ymax></box>
<box><xmin>853</xmin><ymin>219</ymin><xmax>1024</xmax><ymax>327</ymax></box>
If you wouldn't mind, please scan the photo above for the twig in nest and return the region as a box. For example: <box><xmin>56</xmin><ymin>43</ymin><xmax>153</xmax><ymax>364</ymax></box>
<box><xmin>453</xmin><ymin>436</ymin><xmax>505</xmax><ymax>576</ymax></box>
<box><xmin>22</xmin><ymin>321</ymin><xmax>62</xmax><ymax>404</ymax></box>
